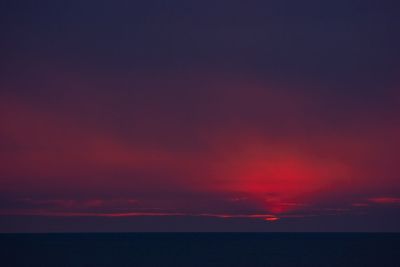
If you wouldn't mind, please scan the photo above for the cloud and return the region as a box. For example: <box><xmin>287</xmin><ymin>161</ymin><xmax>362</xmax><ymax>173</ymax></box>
<box><xmin>352</xmin><ymin>203</ymin><xmax>369</xmax><ymax>207</ymax></box>
<box><xmin>368</xmin><ymin>197</ymin><xmax>400</xmax><ymax>205</ymax></box>
<box><xmin>0</xmin><ymin>208</ymin><xmax>280</xmax><ymax>222</ymax></box>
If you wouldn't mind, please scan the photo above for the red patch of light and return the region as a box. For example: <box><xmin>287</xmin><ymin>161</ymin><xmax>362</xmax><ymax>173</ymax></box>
<box><xmin>265</xmin><ymin>216</ymin><xmax>279</xmax><ymax>222</ymax></box>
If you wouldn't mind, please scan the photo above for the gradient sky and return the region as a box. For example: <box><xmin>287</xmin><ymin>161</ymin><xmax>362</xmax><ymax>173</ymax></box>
<box><xmin>1</xmin><ymin>0</ymin><xmax>400</xmax><ymax>232</ymax></box>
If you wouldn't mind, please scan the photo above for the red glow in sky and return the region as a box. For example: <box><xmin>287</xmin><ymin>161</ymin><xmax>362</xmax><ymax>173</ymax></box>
<box><xmin>0</xmin><ymin>70</ymin><xmax>400</xmax><ymax>231</ymax></box>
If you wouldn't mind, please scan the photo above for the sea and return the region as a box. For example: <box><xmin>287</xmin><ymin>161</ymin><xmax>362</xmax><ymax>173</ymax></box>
<box><xmin>1</xmin><ymin>233</ymin><xmax>399</xmax><ymax>267</ymax></box>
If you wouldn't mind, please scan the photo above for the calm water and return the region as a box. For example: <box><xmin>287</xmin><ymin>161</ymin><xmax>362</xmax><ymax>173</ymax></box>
<box><xmin>1</xmin><ymin>233</ymin><xmax>399</xmax><ymax>267</ymax></box>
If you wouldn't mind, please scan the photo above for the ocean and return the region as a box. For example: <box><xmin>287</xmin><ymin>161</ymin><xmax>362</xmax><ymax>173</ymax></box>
<box><xmin>1</xmin><ymin>233</ymin><xmax>399</xmax><ymax>267</ymax></box>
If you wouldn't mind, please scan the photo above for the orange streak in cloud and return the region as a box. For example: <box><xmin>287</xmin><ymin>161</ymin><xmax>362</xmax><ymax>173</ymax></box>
<box><xmin>264</xmin><ymin>216</ymin><xmax>279</xmax><ymax>222</ymax></box>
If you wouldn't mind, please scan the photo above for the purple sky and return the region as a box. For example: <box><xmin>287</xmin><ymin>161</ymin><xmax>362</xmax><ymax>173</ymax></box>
<box><xmin>1</xmin><ymin>0</ymin><xmax>400</xmax><ymax>232</ymax></box>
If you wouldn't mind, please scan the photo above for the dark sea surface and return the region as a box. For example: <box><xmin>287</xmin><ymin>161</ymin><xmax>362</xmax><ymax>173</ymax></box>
<box><xmin>1</xmin><ymin>233</ymin><xmax>399</xmax><ymax>267</ymax></box>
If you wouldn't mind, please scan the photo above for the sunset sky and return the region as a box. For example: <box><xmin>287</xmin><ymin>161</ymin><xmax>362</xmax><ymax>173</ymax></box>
<box><xmin>1</xmin><ymin>0</ymin><xmax>399</xmax><ymax>231</ymax></box>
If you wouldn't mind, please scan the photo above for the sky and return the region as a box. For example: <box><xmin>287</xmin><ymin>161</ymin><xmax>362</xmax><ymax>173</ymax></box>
<box><xmin>0</xmin><ymin>0</ymin><xmax>400</xmax><ymax>232</ymax></box>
